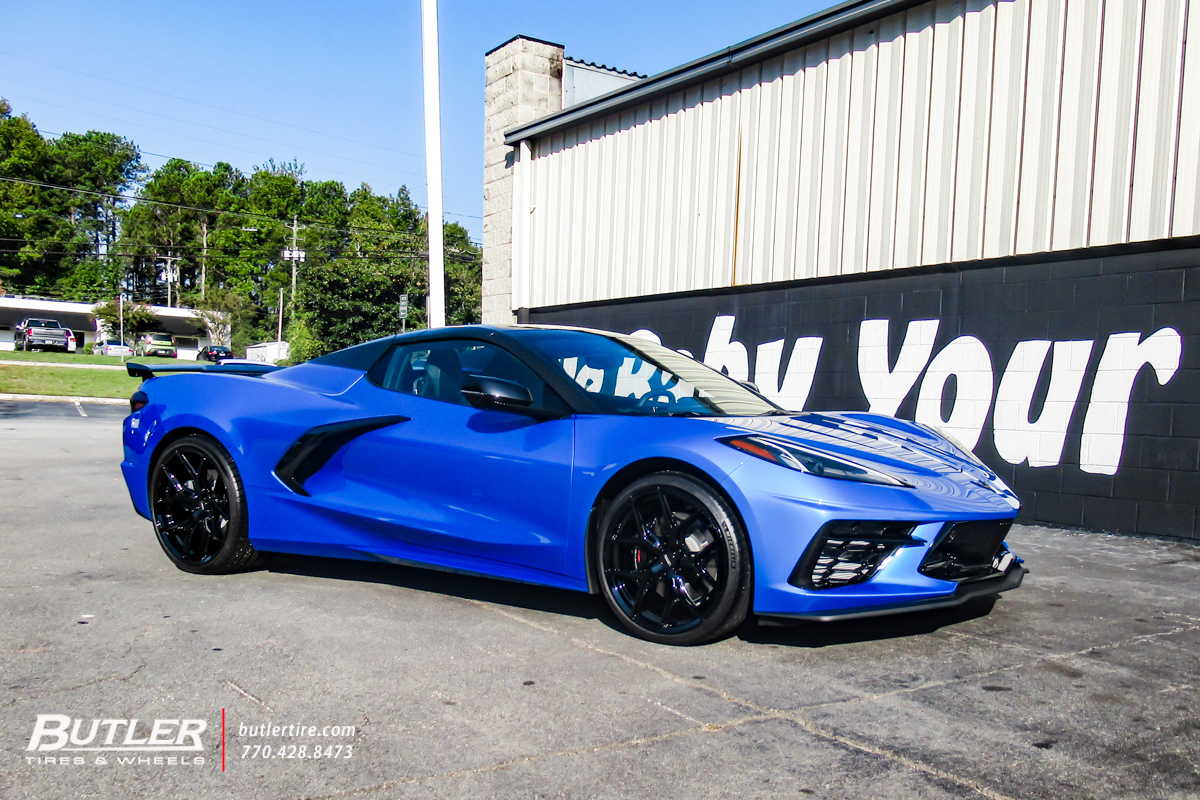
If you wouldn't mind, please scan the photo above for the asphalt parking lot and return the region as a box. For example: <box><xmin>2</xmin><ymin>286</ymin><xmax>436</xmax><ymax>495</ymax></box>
<box><xmin>1</xmin><ymin>399</ymin><xmax>1198</xmax><ymax>800</ymax></box>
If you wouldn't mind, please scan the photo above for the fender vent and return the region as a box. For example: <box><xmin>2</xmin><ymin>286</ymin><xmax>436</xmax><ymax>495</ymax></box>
<box><xmin>274</xmin><ymin>415</ymin><xmax>408</xmax><ymax>496</ymax></box>
<box><xmin>788</xmin><ymin>521</ymin><xmax>918</xmax><ymax>590</ymax></box>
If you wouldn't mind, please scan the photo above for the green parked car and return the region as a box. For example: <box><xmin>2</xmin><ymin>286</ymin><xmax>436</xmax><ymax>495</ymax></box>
<box><xmin>135</xmin><ymin>332</ymin><xmax>177</xmax><ymax>358</ymax></box>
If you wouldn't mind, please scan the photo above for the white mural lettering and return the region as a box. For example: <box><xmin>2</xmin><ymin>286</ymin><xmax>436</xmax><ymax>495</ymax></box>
<box><xmin>857</xmin><ymin>319</ymin><xmax>940</xmax><ymax>416</ymax></box>
<box><xmin>1079</xmin><ymin>329</ymin><xmax>1183</xmax><ymax>475</ymax></box>
<box><xmin>703</xmin><ymin>315</ymin><xmax>749</xmax><ymax>381</ymax></box>
<box><xmin>915</xmin><ymin>336</ymin><xmax>994</xmax><ymax>450</ymax></box>
<box><xmin>628</xmin><ymin>329</ymin><xmax>661</xmax><ymax>344</ymax></box>
<box><xmin>668</xmin><ymin>315</ymin><xmax>1185</xmax><ymax>477</ymax></box>
<box><xmin>993</xmin><ymin>340</ymin><xmax>1094</xmax><ymax>467</ymax></box>
<box><xmin>754</xmin><ymin>337</ymin><xmax>823</xmax><ymax>411</ymax></box>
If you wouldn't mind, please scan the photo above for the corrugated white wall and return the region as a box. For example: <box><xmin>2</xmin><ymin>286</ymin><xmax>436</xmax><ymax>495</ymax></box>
<box><xmin>511</xmin><ymin>0</ymin><xmax>1199</xmax><ymax>310</ymax></box>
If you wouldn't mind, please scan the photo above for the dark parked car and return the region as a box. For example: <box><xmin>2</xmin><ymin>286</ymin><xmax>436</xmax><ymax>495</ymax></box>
<box><xmin>197</xmin><ymin>345</ymin><xmax>233</xmax><ymax>363</ymax></box>
<box><xmin>14</xmin><ymin>318</ymin><xmax>70</xmax><ymax>352</ymax></box>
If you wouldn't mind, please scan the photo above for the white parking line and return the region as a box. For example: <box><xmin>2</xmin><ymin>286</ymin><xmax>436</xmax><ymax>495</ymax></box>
<box><xmin>73</xmin><ymin>401</ymin><xmax>87</xmax><ymax>418</ymax></box>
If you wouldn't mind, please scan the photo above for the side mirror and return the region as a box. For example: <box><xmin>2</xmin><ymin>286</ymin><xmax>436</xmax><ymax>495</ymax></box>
<box><xmin>461</xmin><ymin>376</ymin><xmax>567</xmax><ymax>421</ymax></box>
<box><xmin>739</xmin><ymin>380</ymin><xmax>762</xmax><ymax>395</ymax></box>
<box><xmin>462</xmin><ymin>376</ymin><xmax>534</xmax><ymax>410</ymax></box>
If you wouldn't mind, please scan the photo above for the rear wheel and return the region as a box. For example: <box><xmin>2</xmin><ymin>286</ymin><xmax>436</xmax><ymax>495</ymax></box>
<box><xmin>595</xmin><ymin>472</ymin><xmax>751</xmax><ymax>645</ymax></box>
<box><xmin>149</xmin><ymin>434</ymin><xmax>258</xmax><ymax>574</ymax></box>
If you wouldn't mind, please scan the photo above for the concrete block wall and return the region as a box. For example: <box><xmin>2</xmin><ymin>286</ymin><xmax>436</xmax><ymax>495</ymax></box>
<box><xmin>483</xmin><ymin>36</ymin><xmax>563</xmax><ymax>324</ymax></box>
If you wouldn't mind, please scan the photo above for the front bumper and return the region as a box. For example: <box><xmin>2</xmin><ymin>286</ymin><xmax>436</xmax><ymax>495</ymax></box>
<box><xmin>758</xmin><ymin>566</ymin><xmax>1027</xmax><ymax>623</ymax></box>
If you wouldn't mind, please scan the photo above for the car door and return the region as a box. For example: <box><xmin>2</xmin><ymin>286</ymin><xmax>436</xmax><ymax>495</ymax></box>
<box><xmin>323</xmin><ymin>339</ymin><xmax>577</xmax><ymax>578</ymax></box>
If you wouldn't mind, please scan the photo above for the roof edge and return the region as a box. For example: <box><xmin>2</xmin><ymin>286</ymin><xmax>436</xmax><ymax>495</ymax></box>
<box><xmin>485</xmin><ymin>34</ymin><xmax>565</xmax><ymax>58</ymax></box>
<box><xmin>504</xmin><ymin>0</ymin><xmax>926</xmax><ymax>146</ymax></box>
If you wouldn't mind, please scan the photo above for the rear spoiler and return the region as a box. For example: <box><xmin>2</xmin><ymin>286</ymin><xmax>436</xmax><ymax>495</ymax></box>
<box><xmin>126</xmin><ymin>362</ymin><xmax>284</xmax><ymax>381</ymax></box>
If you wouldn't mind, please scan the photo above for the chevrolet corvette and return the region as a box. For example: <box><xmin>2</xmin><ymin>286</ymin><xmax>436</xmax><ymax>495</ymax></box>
<box><xmin>121</xmin><ymin>325</ymin><xmax>1024</xmax><ymax>645</ymax></box>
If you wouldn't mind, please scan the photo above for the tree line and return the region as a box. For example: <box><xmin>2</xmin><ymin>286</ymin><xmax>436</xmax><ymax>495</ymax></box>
<box><xmin>0</xmin><ymin>98</ymin><xmax>481</xmax><ymax>359</ymax></box>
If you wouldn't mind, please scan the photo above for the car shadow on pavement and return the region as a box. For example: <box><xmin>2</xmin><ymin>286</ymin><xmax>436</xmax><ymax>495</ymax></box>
<box><xmin>261</xmin><ymin>553</ymin><xmax>625</xmax><ymax>631</ymax></box>
<box><xmin>262</xmin><ymin>553</ymin><xmax>1006</xmax><ymax>648</ymax></box>
<box><xmin>736</xmin><ymin>596</ymin><xmax>1000</xmax><ymax>648</ymax></box>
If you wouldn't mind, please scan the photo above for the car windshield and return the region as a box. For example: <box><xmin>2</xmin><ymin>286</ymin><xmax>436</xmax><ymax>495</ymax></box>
<box><xmin>511</xmin><ymin>329</ymin><xmax>782</xmax><ymax>417</ymax></box>
<box><xmin>150</xmin><ymin>335</ymin><xmax>173</xmax><ymax>343</ymax></box>
<box><xmin>29</xmin><ymin>320</ymin><xmax>60</xmax><ymax>328</ymax></box>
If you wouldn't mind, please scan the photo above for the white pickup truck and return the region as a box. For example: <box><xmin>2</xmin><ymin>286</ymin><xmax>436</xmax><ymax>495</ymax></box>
<box><xmin>14</xmin><ymin>318</ymin><xmax>71</xmax><ymax>352</ymax></box>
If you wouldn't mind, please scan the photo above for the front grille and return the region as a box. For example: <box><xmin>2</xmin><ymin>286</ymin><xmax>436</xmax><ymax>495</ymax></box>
<box><xmin>919</xmin><ymin>519</ymin><xmax>1013</xmax><ymax>582</ymax></box>
<box><xmin>789</xmin><ymin>521</ymin><xmax>918</xmax><ymax>590</ymax></box>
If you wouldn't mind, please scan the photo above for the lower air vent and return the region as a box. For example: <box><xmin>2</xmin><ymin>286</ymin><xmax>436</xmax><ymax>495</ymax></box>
<box><xmin>788</xmin><ymin>521</ymin><xmax>918</xmax><ymax>591</ymax></box>
<box><xmin>919</xmin><ymin>519</ymin><xmax>1014</xmax><ymax>582</ymax></box>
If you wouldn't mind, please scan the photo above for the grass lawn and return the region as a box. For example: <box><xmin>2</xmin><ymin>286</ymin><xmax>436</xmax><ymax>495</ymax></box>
<box><xmin>0</xmin><ymin>364</ymin><xmax>143</xmax><ymax>398</ymax></box>
<box><xmin>0</xmin><ymin>350</ymin><xmax>182</xmax><ymax>366</ymax></box>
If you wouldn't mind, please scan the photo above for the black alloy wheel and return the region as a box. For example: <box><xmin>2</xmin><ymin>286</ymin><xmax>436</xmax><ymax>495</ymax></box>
<box><xmin>149</xmin><ymin>434</ymin><xmax>258</xmax><ymax>574</ymax></box>
<box><xmin>596</xmin><ymin>472</ymin><xmax>751</xmax><ymax>645</ymax></box>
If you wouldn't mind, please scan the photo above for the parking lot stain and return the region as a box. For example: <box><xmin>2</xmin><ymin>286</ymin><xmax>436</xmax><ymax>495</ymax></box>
<box><xmin>1041</xmin><ymin>661</ymin><xmax>1086</xmax><ymax>679</ymax></box>
<box><xmin>1033</xmin><ymin>740</ymin><xmax>1057</xmax><ymax>749</ymax></box>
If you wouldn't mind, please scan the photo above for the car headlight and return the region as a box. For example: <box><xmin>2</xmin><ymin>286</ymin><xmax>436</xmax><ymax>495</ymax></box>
<box><xmin>721</xmin><ymin>435</ymin><xmax>910</xmax><ymax>487</ymax></box>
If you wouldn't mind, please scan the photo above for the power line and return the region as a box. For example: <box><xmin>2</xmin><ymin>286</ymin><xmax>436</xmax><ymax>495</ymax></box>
<box><xmin>0</xmin><ymin>248</ymin><xmax>478</xmax><ymax>263</ymax></box>
<box><xmin>0</xmin><ymin>237</ymin><xmax>475</xmax><ymax>254</ymax></box>
<box><xmin>0</xmin><ymin>175</ymin><xmax>480</xmax><ymax>243</ymax></box>
<box><xmin>21</xmin><ymin>112</ymin><xmax>482</xmax><ymax>226</ymax></box>
<box><xmin>0</xmin><ymin>50</ymin><xmax>427</xmax><ymax>162</ymax></box>
<box><xmin>38</xmin><ymin>129</ymin><xmax>213</xmax><ymax>168</ymax></box>
<box><xmin>0</xmin><ymin>75</ymin><xmax>430</xmax><ymax>180</ymax></box>
<box><xmin>2</xmin><ymin>91</ymin><xmax>373</xmax><ymax>185</ymax></box>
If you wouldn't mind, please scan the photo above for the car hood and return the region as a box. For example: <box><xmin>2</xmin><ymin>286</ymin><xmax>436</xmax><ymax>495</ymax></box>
<box><xmin>718</xmin><ymin>411</ymin><xmax>1018</xmax><ymax>506</ymax></box>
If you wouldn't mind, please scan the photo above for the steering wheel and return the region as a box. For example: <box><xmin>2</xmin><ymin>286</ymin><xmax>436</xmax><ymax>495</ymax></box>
<box><xmin>636</xmin><ymin>392</ymin><xmax>678</xmax><ymax>410</ymax></box>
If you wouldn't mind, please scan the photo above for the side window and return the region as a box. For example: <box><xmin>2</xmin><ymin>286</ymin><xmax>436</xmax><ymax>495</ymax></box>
<box><xmin>370</xmin><ymin>340</ymin><xmax>570</xmax><ymax>412</ymax></box>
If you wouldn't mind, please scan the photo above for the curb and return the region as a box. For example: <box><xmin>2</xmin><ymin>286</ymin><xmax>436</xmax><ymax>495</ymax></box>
<box><xmin>0</xmin><ymin>360</ymin><xmax>128</xmax><ymax>371</ymax></box>
<box><xmin>0</xmin><ymin>393</ymin><xmax>127</xmax><ymax>405</ymax></box>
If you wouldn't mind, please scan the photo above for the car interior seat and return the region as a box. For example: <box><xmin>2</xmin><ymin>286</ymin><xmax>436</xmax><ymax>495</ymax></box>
<box><xmin>420</xmin><ymin>346</ymin><xmax>465</xmax><ymax>404</ymax></box>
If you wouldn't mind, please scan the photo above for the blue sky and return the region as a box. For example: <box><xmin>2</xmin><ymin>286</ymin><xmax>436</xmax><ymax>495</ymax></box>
<box><xmin>2</xmin><ymin>0</ymin><xmax>833</xmax><ymax>242</ymax></box>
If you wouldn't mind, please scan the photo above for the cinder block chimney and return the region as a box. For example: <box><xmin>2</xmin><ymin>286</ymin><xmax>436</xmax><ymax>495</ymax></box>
<box><xmin>482</xmin><ymin>36</ymin><xmax>563</xmax><ymax>324</ymax></box>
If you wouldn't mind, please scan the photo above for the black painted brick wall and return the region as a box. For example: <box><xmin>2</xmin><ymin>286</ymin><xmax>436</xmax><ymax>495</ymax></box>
<box><xmin>528</xmin><ymin>239</ymin><xmax>1200</xmax><ymax>541</ymax></box>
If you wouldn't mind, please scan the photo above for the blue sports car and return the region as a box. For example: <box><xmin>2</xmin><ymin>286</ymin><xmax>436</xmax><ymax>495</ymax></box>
<box><xmin>121</xmin><ymin>325</ymin><xmax>1024</xmax><ymax>645</ymax></box>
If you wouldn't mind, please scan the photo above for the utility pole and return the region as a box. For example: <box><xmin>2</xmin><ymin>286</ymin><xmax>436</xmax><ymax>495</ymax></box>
<box><xmin>289</xmin><ymin>215</ymin><xmax>298</xmax><ymax>315</ymax></box>
<box><xmin>282</xmin><ymin>217</ymin><xmax>306</xmax><ymax>324</ymax></box>
<box><xmin>421</xmin><ymin>0</ymin><xmax>446</xmax><ymax>329</ymax></box>
<box><xmin>160</xmin><ymin>254</ymin><xmax>181</xmax><ymax>308</ymax></box>
<box><xmin>277</xmin><ymin>287</ymin><xmax>284</xmax><ymax>343</ymax></box>
<box><xmin>200</xmin><ymin>220</ymin><xmax>208</xmax><ymax>300</ymax></box>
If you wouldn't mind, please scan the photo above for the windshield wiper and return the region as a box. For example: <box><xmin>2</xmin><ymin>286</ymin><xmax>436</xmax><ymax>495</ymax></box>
<box><xmin>759</xmin><ymin>409</ymin><xmax>795</xmax><ymax>416</ymax></box>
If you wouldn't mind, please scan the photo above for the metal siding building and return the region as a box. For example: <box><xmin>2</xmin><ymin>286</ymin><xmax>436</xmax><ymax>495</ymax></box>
<box><xmin>485</xmin><ymin>0</ymin><xmax>1200</xmax><ymax>540</ymax></box>
<box><xmin>499</xmin><ymin>0</ymin><xmax>1198</xmax><ymax>310</ymax></box>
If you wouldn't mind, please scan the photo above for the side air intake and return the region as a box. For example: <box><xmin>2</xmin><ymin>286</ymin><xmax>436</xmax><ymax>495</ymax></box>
<box><xmin>788</xmin><ymin>521</ymin><xmax>918</xmax><ymax>590</ymax></box>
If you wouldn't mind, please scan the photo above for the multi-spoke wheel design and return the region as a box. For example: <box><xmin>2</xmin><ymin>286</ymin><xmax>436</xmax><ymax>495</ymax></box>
<box><xmin>149</xmin><ymin>434</ymin><xmax>258</xmax><ymax>574</ymax></box>
<box><xmin>596</xmin><ymin>472</ymin><xmax>751</xmax><ymax>645</ymax></box>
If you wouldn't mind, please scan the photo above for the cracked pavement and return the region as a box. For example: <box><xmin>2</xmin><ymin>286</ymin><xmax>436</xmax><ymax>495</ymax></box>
<box><xmin>1</xmin><ymin>399</ymin><xmax>1198</xmax><ymax>799</ymax></box>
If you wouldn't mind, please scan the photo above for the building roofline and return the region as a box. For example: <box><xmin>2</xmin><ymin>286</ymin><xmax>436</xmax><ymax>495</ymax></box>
<box><xmin>485</xmin><ymin>34</ymin><xmax>565</xmax><ymax>58</ymax></box>
<box><xmin>563</xmin><ymin>56</ymin><xmax>647</xmax><ymax>79</ymax></box>
<box><xmin>504</xmin><ymin>0</ymin><xmax>926</xmax><ymax>145</ymax></box>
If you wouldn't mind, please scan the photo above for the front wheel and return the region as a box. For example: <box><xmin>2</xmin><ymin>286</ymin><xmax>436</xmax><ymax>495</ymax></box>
<box><xmin>149</xmin><ymin>434</ymin><xmax>259</xmax><ymax>574</ymax></box>
<box><xmin>595</xmin><ymin>472</ymin><xmax>751</xmax><ymax>645</ymax></box>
